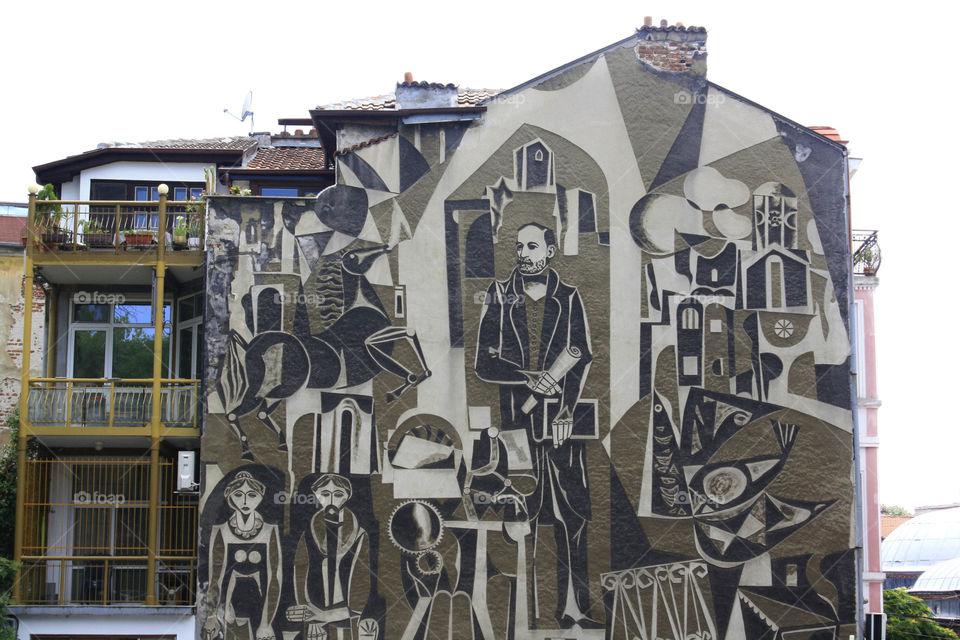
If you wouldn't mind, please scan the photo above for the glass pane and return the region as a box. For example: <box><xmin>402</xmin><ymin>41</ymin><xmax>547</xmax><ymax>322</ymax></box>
<box><xmin>150</xmin><ymin>187</ymin><xmax>160</xmax><ymax>201</ymax></box>
<box><xmin>112</xmin><ymin>327</ymin><xmax>155</xmax><ymax>378</ymax></box>
<box><xmin>178</xmin><ymin>327</ymin><xmax>192</xmax><ymax>379</ymax></box>
<box><xmin>164</xmin><ymin>302</ymin><xmax>172</xmax><ymax>325</ymax></box>
<box><xmin>194</xmin><ymin>325</ymin><xmax>203</xmax><ymax>380</ymax></box>
<box><xmin>178</xmin><ymin>296</ymin><xmax>196</xmax><ymax>322</ymax></box>
<box><xmin>261</xmin><ymin>187</ymin><xmax>299</xmax><ymax>197</ymax></box>
<box><xmin>173</xmin><ymin>187</ymin><xmax>187</xmax><ymax>201</ymax></box>
<box><xmin>73</xmin><ymin>331</ymin><xmax>106</xmax><ymax>378</ymax></box>
<box><xmin>73</xmin><ymin>304</ymin><xmax>109</xmax><ymax>323</ymax></box>
<box><xmin>92</xmin><ymin>182</ymin><xmax>127</xmax><ymax>200</ymax></box>
<box><xmin>135</xmin><ymin>187</ymin><xmax>149</xmax><ymax>201</ymax></box>
<box><xmin>190</xmin><ymin>187</ymin><xmax>204</xmax><ymax>199</ymax></box>
<box><xmin>115</xmin><ymin>303</ymin><xmax>152</xmax><ymax>325</ymax></box>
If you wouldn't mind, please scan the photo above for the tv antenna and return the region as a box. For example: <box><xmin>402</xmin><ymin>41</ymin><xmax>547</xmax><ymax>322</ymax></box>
<box><xmin>224</xmin><ymin>91</ymin><xmax>254</xmax><ymax>134</ymax></box>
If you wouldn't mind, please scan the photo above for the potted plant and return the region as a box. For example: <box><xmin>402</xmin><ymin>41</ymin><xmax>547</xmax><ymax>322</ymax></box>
<box><xmin>82</xmin><ymin>219</ymin><xmax>113</xmax><ymax>248</ymax></box>
<box><xmin>35</xmin><ymin>183</ymin><xmax>67</xmax><ymax>248</ymax></box>
<box><xmin>172</xmin><ymin>218</ymin><xmax>188</xmax><ymax>249</ymax></box>
<box><xmin>184</xmin><ymin>194</ymin><xmax>205</xmax><ymax>249</ymax></box>
<box><xmin>122</xmin><ymin>228</ymin><xmax>156</xmax><ymax>247</ymax></box>
<box><xmin>854</xmin><ymin>245</ymin><xmax>877</xmax><ymax>275</ymax></box>
<box><xmin>228</xmin><ymin>185</ymin><xmax>252</xmax><ymax>196</ymax></box>
<box><xmin>187</xmin><ymin>216</ymin><xmax>203</xmax><ymax>249</ymax></box>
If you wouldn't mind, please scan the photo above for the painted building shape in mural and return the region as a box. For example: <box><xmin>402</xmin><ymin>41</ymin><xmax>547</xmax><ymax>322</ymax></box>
<box><xmin>199</xmin><ymin>23</ymin><xmax>858</xmax><ymax>640</ymax></box>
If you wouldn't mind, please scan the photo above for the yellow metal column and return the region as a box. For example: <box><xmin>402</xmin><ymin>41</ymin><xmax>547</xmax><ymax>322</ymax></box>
<box><xmin>145</xmin><ymin>186</ymin><xmax>168</xmax><ymax>605</ymax></box>
<box><xmin>14</xmin><ymin>190</ymin><xmax>37</xmax><ymax>602</ymax></box>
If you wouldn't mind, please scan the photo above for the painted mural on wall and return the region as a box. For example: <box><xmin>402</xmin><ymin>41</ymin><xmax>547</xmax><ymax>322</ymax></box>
<box><xmin>199</xmin><ymin>32</ymin><xmax>857</xmax><ymax>640</ymax></box>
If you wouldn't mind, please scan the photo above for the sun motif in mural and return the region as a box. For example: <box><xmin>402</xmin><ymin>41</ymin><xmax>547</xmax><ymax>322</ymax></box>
<box><xmin>767</xmin><ymin>209</ymin><xmax>783</xmax><ymax>227</ymax></box>
<box><xmin>774</xmin><ymin>318</ymin><xmax>795</xmax><ymax>338</ymax></box>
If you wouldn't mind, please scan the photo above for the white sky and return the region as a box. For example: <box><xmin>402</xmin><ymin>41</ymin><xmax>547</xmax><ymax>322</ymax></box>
<box><xmin>1</xmin><ymin>0</ymin><xmax>955</xmax><ymax>511</ymax></box>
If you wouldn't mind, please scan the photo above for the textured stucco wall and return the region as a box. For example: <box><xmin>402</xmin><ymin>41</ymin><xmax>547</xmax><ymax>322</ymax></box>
<box><xmin>198</xmin><ymin>32</ymin><xmax>856</xmax><ymax>640</ymax></box>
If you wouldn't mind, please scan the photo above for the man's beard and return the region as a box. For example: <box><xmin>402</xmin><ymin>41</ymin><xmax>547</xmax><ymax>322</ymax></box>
<box><xmin>518</xmin><ymin>257</ymin><xmax>548</xmax><ymax>274</ymax></box>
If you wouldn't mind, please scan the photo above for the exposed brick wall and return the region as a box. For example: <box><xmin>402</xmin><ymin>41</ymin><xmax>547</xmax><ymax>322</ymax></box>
<box><xmin>0</xmin><ymin>259</ymin><xmax>44</xmax><ymax>435</ymax></box>
<box><xmin>635</xmin><ymin>26</ymin><xmax>707</xmax><ymax>74</ymax></box>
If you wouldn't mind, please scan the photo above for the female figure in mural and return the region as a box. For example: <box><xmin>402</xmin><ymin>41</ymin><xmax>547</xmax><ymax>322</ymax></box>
<box><xmin>286</xmin><ymin>474</ymin><xmax>378</xmax><ymax>640</ymax></box>
<box><xmin>204</xmin><ymin>471</ymin><xmax>282</xmax><ymax>640</ymax></box>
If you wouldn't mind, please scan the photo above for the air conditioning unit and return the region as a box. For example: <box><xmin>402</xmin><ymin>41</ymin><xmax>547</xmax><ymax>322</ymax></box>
<box><xmin>176</xmin><ymin>451</ymin><xmax>199</xmax><ymax>493</ymax></box>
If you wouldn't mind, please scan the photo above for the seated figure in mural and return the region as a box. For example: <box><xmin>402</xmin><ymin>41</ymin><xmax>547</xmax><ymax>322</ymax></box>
<box><xmin>205</xmin><ymin>471</ymin><xmax>283</xmax><ymax>640</ymax></box>
<box><xmin>474</xmin><ymin>222</ymin><xmax>599</xmax><ymax>629</ymax></box>
<box><xmin>286</xmin><ymin>474</ymin><xmax>378</xmax><ymax>640</ymax></box>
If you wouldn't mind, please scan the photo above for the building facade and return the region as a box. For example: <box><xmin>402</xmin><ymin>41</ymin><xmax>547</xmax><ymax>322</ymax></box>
<box><xmin>11</xmin><ymin>23</ymin><xmax>867</xmax><ymax>640</ymax></box>
<box><xmin>197</xmin><ymin>24</ymin><xmax>861</xmax><ymax>640</ymax></box>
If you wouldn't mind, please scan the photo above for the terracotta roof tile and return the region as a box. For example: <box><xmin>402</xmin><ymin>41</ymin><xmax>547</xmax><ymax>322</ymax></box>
<box><xmin>246</xmin><ymin>147</ymin><xmax>327</xmax><ymax>170</ymax></box>
<box><xmin>0</xmin><ymin>215</ymin><xmax>26</xmax><ymax>244</ymax></box>
<box><xmin>98</xmin><ymin>136</ymin><xmax>258</xmax><ymax>151</ymax></box>
<box><xmin>318</xmin><ymin>87</ymin><xmax>501</xmax><ymax>111</ymax></box>
<box><xmin>883</xmin><ymin>515</ymin><xmax>914</xmax><ymax>539</ymax></box>
<box><xmin>809</xmin><ymin>126</ymin><xmax>848</xmax><ymax>145</ymax></box>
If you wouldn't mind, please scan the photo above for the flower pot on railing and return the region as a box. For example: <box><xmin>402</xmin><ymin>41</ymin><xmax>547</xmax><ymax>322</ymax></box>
<box><xmin>122</xmin><ymin>230</ymin><xmax>156</xmax><ymax>247</ymax></box>
<box><xmin>172</xmin><ymin>233</ymin><xmax>188</xmax><ymax>249</ymax></box>
<box><xmin>40</xmin><ymin>227</ymin><xmax>69</xmax><ymax>249</ymax></box>
<box><xmin>84</xmin><ymin>232</ymin><xmax>114</xmax><ymax>248</ymax></box>
<box><xmin>187</xmin><ymin>237</ymin><xmax>201</xmax><ymax>249</ymax></box>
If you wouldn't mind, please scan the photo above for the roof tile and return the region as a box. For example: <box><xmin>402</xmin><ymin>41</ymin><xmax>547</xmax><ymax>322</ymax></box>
<box><xmin>98</xmin><ymin>136</ymin><xmax>257</xmax><ymax>151</ymax></box>
<box><xmin>318</xmin><ymin>87</ymin><xmax>501</xmax><ymax>111</ymax></box>
<box><xmin>246</xmin><ymin>147</ymin><xmax>327</xmax><ymax>170</ymax></box>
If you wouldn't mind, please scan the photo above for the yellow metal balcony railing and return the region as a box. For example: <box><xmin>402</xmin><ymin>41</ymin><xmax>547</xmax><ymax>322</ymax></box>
<box><xmin>17</xmin><ymin>457</ymin><xmax>197</xmax><ymax>606</ymax></box>
<box><xmin>17</xmin><ymin>557</ymin><xmax>196</xmax><ymax>606</ymax></box>
<box><xmin>26</xmin><ymin>378</ymin><xmax>200</xmax><ymax>431</ymax></box>
<box><xmin>27</xmin><ymin>200</ymin><xmax>205</xmax><ymax>253</ymax></box>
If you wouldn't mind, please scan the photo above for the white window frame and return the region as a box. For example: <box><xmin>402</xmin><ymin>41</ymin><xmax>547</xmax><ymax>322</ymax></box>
<box><xmin>67</xmin><ymin>297</ymin><xmax>173</xmax><ymax>379</ymax></box>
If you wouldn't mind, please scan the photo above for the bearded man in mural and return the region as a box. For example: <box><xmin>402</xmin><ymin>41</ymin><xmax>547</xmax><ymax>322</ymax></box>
<box><xmin>474</xmin><ymin>222</ymin><xmax>598</xmax><ymax>629</ymax></box>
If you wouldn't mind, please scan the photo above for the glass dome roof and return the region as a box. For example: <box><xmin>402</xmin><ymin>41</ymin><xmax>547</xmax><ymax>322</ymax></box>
<box><xmin>882</xmin><ymin>507</ymin><xmax>960</xmax><ymax>575</ymax></box>
<box><xmin>910</xmin><ymin>557</ymin><xmax>960</xmax><ymax>594</ymax></box>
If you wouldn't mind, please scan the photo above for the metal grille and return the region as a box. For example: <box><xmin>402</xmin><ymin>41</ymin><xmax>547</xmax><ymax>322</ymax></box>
<box><xmin>18</xmin><ymin>456</ymin><xmax>197</xmax><ymax>605</ymax></box>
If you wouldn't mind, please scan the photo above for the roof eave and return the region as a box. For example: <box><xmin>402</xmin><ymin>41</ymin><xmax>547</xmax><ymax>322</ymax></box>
<box><xmin>34</xmin><ymin>147</ymin><xmax>251</xmax><ymax>185</ymax></box>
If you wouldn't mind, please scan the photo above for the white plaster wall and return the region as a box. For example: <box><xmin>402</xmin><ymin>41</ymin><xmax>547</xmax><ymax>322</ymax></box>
<box><xmin>16</xmin><ymin>613</ymin><xmax>196</xmax><ymax>639</ymax></box>
<box><xmin>59</xmin><ymin>176</ymin><xmax>81</xmax><ymax>200</ymax></box>
<box><xmin>78</xmin><ymin>161</ymin><xmax>212</xmax><ymax>199</ymax></box>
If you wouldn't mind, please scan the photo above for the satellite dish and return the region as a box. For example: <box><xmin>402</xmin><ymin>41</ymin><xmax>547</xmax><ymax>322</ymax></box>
<box><xmin>224</xmin><ymin>91</ymin><xmax>255</xmax><ymax>133</ymax></box>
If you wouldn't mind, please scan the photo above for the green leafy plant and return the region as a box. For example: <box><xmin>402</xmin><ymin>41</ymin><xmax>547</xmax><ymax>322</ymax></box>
<box><xmin>228</xmin><ymin>185</ymin><xmax>251</xmax><ymax>196</ymax></box>
<box><xmin>882</xmin><ymin>504</ymin><xmax>912</xmax><ymax>516</ymax></box>
<box><xmin>81</xmin><ymin>219</ymin><xmax>104</xmax><ymax>234</ymax></box>
<box><xmin>885</xmin><ymin>588</ymin><xmax>958</xmax><ymax>640</ymax></box>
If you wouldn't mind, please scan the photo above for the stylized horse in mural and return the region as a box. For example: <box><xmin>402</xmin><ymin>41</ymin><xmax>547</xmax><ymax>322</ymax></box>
<box><xmin>217</xmin><ymin>243</ymin><xmax>431</xmax><ymax>460</ymax></box>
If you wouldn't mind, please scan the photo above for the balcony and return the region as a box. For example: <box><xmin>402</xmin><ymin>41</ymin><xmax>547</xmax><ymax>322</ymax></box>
<box><xmin>27</xmin><ymin>198</ymin><xmax>205</xmax><ymax>267</ymax></box>
<box><xmin>853</xmin><ymin>229</ymin><xmax>881</xmax><ymax>276</ymax></box>
<box><xmin>26</xmin><ymin>378</ymin><xmax>200</xmax><ymax>437</ymax></box>
<box><xmin>17</xmin><ymin>457</ymin><xmax>198</xmax><ymax>606</ymax></box>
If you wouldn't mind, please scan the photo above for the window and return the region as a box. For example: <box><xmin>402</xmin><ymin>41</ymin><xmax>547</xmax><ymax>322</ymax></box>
<box><xmin>135</xmin><ymin>186</ymin><xmax>160</xmax><ymax>202</ymax></box>
<box><xmin>681</xmin><ymin>306</ymin><xmax>700</xmax><ymax>330</ymax></box>
<box><xmin>90</xmin><ymin>180</ymin><xmax>204</xmax><ymax>202</ymax></box>
<box><xmin>177</xmin><ymin>293</ymin><xmax>203</xmax><ymax>379</ymax></box>
<box><xmin>260</xmin><ymin>187</ymin><xmax>299</xmax><ymax>197</ymax></box>
<box><xmin>69</xmin><ymin>298</ymin><xmax>172</xmax><ymax>379</ymax></box>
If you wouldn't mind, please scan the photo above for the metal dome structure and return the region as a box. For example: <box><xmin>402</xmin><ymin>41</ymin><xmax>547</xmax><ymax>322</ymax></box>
<box><xmin>909</xmin><ymin>556</ymin><xmax>960</xmax><ymax>621</ymax></box>
<box><xmin>882</xmin><ymin>507</ymin><xmax>960</xmax><ymax>589</ymax></box>
<box><xmin>911</xmin><ymin>557</ymin><xmax>960</xmax><ymax>594</ymax></box>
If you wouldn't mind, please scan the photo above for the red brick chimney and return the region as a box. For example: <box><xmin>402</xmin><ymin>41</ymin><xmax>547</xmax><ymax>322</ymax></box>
<box><xmin>635</xmin><ymin>20</ymin><xmax>707</xmax><ymax>76</ymax></box>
